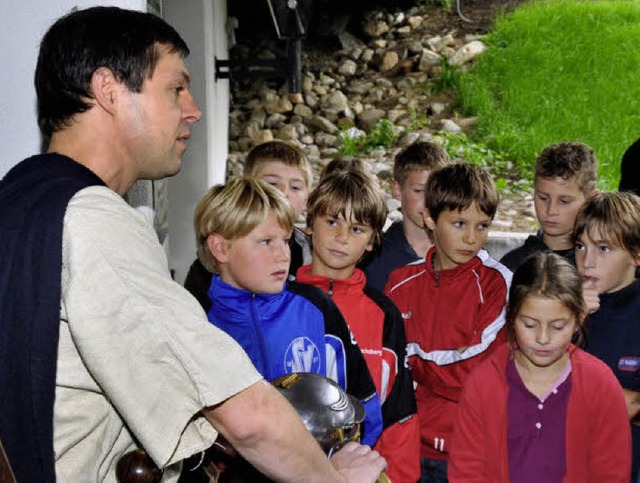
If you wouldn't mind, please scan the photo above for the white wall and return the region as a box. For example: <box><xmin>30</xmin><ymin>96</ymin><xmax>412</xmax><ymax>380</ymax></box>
<box><xmin>164</xmin><ymin>0</ymin><xmax>229</xmax><ymax>283</ymax></box>
<box><xmin>0</xmin><ymin>0</ymin><xmax>146</xmax><ymax>177</ymax></box>
<box><xmin>0</xmin><ymin>0</ymin><xmax>230</xmax><ymax>284</ymax></box>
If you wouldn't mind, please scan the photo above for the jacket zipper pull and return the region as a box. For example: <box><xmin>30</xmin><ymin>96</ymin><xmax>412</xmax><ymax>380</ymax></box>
<box><xmin>435</xmin><ymin>270</ymin><xmax>440</xmax><ymax>287</ymax></box>
<box><xmin>328</xmin><ymin>279</ymin><xmax>334</xmax><ymax>296</ymax></box>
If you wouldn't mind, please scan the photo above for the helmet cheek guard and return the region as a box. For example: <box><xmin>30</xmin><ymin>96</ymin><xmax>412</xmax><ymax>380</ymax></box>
<box><xmin>271</xmin><ymin>373</ymin><xmax>365</xmax><ymax>456</ymax></box>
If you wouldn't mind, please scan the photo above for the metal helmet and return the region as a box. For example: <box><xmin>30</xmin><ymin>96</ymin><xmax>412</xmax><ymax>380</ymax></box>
<box><xmin>271</xmin><ymin>373</ymin><xmax>365</xmax><ymax>455</ymax></box>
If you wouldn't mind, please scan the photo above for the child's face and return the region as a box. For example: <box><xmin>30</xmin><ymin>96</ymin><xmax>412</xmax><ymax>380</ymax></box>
<box><xmin>393</xmin><ymin>170</ymin><xmax>430</xmax><ymax>231</ymax></box>
<box><xmin>309</xmin><ymin>212</ymin><xmax>374</xmax><ymax>279</ymax></box>
<box><xmin>253</xmin><ymin>160</ymin><xmax>309</xmax><ymax>217</ymax></box>
<box><xmin>513</xmin><ymin>294</ymin><xmax>576</xmax><ymax>372</ymax></box>
<box><xmin>214</xmin><ymin>213</ymin><xmax>291</xmax><ymax>294</ymax></box>
<box><xmin>534</xmin><ymin>176</ymin><xmax>587</xmax><ymax>242</ymax></box>
<box><xmin>575</xmin><ymin>228</ymin><xmax>640</xmax><ymax>294</ymax></box>
<box><xmin>423</xmin><ymin>202</ymin><xmax>492</xmax><ymax>270</ymax></box>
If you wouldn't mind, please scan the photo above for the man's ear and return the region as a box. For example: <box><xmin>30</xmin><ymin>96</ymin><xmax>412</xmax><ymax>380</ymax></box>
<box><xmin>90</xmin><ymin>67</ymin><xmax>120</xmax><ymax>115</ymax></box>
<box><xmin>423</xmin><ymin>209</ymin><xmax>437</xmax><ymax>231</ymax></box>
<box><xmin>391</xmin><ymin>180</ymin><xmax>402</xmax><ymax>201</ymax></box>
<box><xmin>206</xmin><ymin>234</ymin><xmax>231</xmax><ymax>265</ymax></box>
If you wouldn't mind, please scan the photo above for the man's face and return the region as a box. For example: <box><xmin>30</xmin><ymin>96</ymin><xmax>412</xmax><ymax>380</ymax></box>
<box><xmin>424</xmin><ymin>202</ymin><xmax>492</xmax><ymax>270</ymax></box>
<box><xmin>118</xmin><ymin>44</ymin><xmax>201</xmax><ymax>180</ymax></box>
<box><xmin>393</xmin><ymin>170</ymin><xmax>430</xmax><ymax>231</ymax></box>
<box><xmin>253</xmin><ymin>161</ymin><xmax>309</xmax><ymax>218</ymax></box>
<box><xmin>217</xmin><ymin>213</ymin><xmax>292</xmax><ymax>294</ymax></box>
<box><xmin>533</xmin><ymin>176</ymin><xmax>586</xmax><ymax>249</ymax></box>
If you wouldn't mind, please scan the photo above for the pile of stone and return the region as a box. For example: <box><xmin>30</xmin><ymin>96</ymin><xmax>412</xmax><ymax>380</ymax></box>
<box><xmin>226</xmin><ymin>7</ymin><xmax>536</xmax><ymax>233</ymax></box>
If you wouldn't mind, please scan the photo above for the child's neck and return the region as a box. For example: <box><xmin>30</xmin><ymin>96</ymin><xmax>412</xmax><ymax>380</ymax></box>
<box><xmin>403</xmin><ymin>220</ymin><xmax>433</xmax><ymax>258</ymax></box>
<box><xmin>542</xmin><ymin>231</ymin><xmax>574</xmax><ymax>251</ymax></box>
<box><xmin>513</xmin><ymin>350</ymin><xmax>570</xmax><ymax>399</ymax></box>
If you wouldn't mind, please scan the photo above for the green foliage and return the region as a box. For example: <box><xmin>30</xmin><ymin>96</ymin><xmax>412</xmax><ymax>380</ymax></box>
<box><xmin>433</xmin><ymin>61</ymin><xmax>462</xmax><ymax>93</ymax></box>
<box><xmin>454</xmin><ymin>0</ymin><xmax>640</xmax><ymax>189</ymax></box>
<box><xmin>417</xmin><ymin>0</ymin><xmax>452</xmax><ymax>11</ymax></box>
<box><xmin>339</xmin><ymin>119</ymin><xmax>398</xmax><ymax>156</ymax></box>
<box><xmin>433</xmin><ymin>131</ymin><xmax>523</xmax><ymax>194</ymax></box>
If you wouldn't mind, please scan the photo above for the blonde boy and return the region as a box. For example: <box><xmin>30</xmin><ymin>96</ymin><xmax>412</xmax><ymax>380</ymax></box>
<box><xmin>296</xmin><ymin>170</ymin><xmax>420</xmax><ymax>482</ymax></box>
<box><xmin>385</xmin><ymin>163</ymin><xmax>512</xmax><ymax>481</ymax></box>
<box><xmin>501</xmin><ymin>141</ymin><xmax>597</xmax><ymax>271</ymax></box>
<box><xmin>362</xmin><ymin>141</ymin><xmax>450</xmax><ymax>291</ymax></box>
<box><xmin>193</xmin><ymin>176</ymin><xmax>383</xmax><ymax>446</ymax></box>
<box><xmin>574</xmin><ymin>191</ymin><xmax>640</xmax><ymax>480</ymax></box>
<box><xmin>184</xmin><ymin>140</ymin><xmax>313</xmax><ymax>307</ymax></box>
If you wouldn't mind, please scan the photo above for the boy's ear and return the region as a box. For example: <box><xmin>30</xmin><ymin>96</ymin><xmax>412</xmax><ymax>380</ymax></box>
<box><xmin>423</xmin><ymin>209</ymin><xmax>437</xmax><ymax>231</ymax></box>
<box><xmin>206</xmin><ymin>234</ymin><xmax>231</xmax><ymax>264</ymax></box>
<box><xmin>391</xmin><ymin>180</ymin><xmax>402</xmax><ymax>201</ymax></box>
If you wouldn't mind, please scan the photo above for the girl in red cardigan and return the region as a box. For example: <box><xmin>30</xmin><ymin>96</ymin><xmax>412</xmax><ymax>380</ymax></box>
<box><xmin>449</xmin><ymin>252</ymin><xmax>631</xmax><ymax>482</ymax></box>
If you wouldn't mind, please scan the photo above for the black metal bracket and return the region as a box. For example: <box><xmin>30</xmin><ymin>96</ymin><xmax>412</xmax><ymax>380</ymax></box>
<box><xmin>215</xmin><ymin>0</ymin><xmax>306</xmax><ymax>93</ymax></box>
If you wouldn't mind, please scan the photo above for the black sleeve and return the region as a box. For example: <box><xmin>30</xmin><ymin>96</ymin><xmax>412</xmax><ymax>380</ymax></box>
<box><xmin>183</xmin><ymin>258</ymin><xmax>213</xmax><ymax>313</ymax></box>
<box><xmin>287</xmin><ymin>281</ymin><xmax>379</xmax><ymax>403</ymax></box>
<box><xmin>364</xmin><ymin>286</ymin><xmax>417</xmax><ymax>428</ymax></box>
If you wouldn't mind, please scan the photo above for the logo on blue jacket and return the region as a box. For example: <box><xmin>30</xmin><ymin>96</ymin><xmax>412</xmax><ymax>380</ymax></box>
<box><xmin>285</xmin><ymin>337</ymin><xmax>321</xmax><ymax>373</ymax></box>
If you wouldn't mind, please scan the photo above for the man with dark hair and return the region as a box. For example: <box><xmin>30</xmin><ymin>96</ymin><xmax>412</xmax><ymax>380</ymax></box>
<box><xmin>0</xmin><ymin>6</ymin><xmax>385</xmax><ymax>482</ymax></box>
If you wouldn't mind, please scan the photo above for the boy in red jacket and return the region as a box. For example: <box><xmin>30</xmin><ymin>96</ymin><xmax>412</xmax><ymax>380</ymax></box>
<box><xmin>385</xmin><ymin>163</ymin><xmax>512</xmax><ymax>482</ymax></box>
<box><xmin>297</xmin><ymin>170</ymin><xmax>420</xmax><ymax>482</ymax></box>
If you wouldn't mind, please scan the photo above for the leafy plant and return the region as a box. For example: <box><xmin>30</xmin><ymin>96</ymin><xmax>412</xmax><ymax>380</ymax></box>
<box><xmin>339</xmin><ymin>119</ymin><xmax>398</xmax><ymax>156</ymax></box>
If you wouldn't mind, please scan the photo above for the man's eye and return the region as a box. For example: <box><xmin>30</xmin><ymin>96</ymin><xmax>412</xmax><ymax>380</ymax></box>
<box><xmin>453</xmin><ymin>221</ymin><xmax>463</xmax><ymax>228</ymax></box>
<box><xmin>599</xmin><ymin>245</ymin><xmax>610</xmax><ymax>253</ymax></box>
<box><xmin>260</xmin><ymin>239</ymin><xmax>271</xmax><ymax>246</ymax></box>
<box><xmin>576</xmin><ymin>243</ymin><xmax>585</xmax><ymax>251</ymax></box>
<box><xmin>478</xmin><ymin>223</ymin><xmax>489</xmax><ymax>231</ymax></box>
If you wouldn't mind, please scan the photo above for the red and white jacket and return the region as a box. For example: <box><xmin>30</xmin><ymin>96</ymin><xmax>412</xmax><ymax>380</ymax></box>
<box><xmin>385</xmin><ymin>247</ymin><xmax>512</xmax><ymax>460</ymax></box>
<box><xmin>297</xmin><ymin>266</ymin><xmax>420</xmax><ymax>482</ymax></box>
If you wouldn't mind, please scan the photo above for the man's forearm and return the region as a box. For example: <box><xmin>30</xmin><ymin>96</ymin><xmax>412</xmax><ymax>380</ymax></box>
<box><xmin>203</xmin><ymin>380</ymin><xmax>345</xmax><ymax>482</ymax></box>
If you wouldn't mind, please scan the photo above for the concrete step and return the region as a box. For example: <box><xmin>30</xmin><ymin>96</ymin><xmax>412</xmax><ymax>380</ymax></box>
<box><xmin>484</xmin><ymin>231</ymin><xmax>530</xmax><ymax>263</ymax></box>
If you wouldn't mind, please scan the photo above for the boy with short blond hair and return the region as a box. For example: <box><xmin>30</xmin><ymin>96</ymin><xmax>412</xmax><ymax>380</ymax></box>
<box><xmin>362</xmin><ymin>141</ymin><xmax>450</xmax><ymax>291</ymax></box>
<box><xmin>185</xmin><ymin>140</ymin><xmax>313</xmax><ymax>307</ymax></box>
<box><xmin>574</xmin><ymin>191</ymin><xmax>640</xmax><ymax>480</ymax></box>
<box><xmin>192</xmin><ymin>176</ymin><xmax>383</xmax><ymax>447</ymax></box>
<box><xmin>296</xmin><ymin>170</ymin><xmax>419</xmax><ymax>483</ymax></box>
<box><xmin>385</xmin><ymin>163</ymin><xmax>512</xmax><ymax>482</ymax></box>
<box><xmin>501</xmin><ymin>141</ymin><xmax>598</xmax><ymax>271</ymax></box>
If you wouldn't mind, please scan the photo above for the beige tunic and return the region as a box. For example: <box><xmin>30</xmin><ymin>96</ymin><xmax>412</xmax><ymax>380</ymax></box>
<box><xmin>54</xmin><ymin>186</ymin><xmax>261</xmax><ymax>482</ymax></box>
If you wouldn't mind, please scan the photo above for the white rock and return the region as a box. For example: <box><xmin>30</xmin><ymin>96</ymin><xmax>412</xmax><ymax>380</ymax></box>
<box><xmin>450</xmin><ymin>40</ymin><xmax>487</xmax><ymax>66</ymax></box>
<box><xmin>419</xmin><ymin>49</ymin><xmax>442</xmax><ymax>71</ymax></box>
<box><xmin>338</xmin><ymin>59</ymin><xmax>358</xmax><ymax>76</ymax></box>
<box><xmin>440</xmin><ymin>119</ymin><xmax>462</xmax><ymax>133</ymax></box>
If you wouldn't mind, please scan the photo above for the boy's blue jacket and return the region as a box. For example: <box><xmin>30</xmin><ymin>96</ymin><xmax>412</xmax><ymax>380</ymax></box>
<box><xmin>205</xmin><ymin>275</ymin><xmax>383</xmax><ymax>446</ymax></box>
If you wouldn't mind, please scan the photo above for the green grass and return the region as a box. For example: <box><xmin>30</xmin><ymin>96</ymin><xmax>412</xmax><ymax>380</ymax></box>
<box><xmin>455</xmin><ymin>0</ymin><xmax>640</xmax><ymax>189</ymax></box>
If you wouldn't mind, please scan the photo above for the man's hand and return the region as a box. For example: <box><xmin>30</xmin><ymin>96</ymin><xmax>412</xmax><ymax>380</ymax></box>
<box><xmin>330</xmin><ymin>442</ymin><xmax>387</xmax><ymax>483</ymax></box>
<box><xmin>582</xmin><ymin>279</ymin><xmax>600</xmax><ymax>314</ymax></box>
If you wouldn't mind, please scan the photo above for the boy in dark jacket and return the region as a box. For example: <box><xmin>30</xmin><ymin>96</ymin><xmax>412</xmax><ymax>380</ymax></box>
<box><xmin>297</xmin><ymin>170</ymin><xmax>419</xmax><ymax>482</ymax></box>
<box><xmin>574</xmin><ymin>191</ymin><xmax>640</xmax><ymax>480</ymax></box>
<box><xmin>500</xmin><ymin>141</ymin><xmax>597</xmax><ymax>271</ymax></box>
<box><xmin>362</xmin><ymin>141</ymin><xmax>450</xmax><ymax>291</ymax></box>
